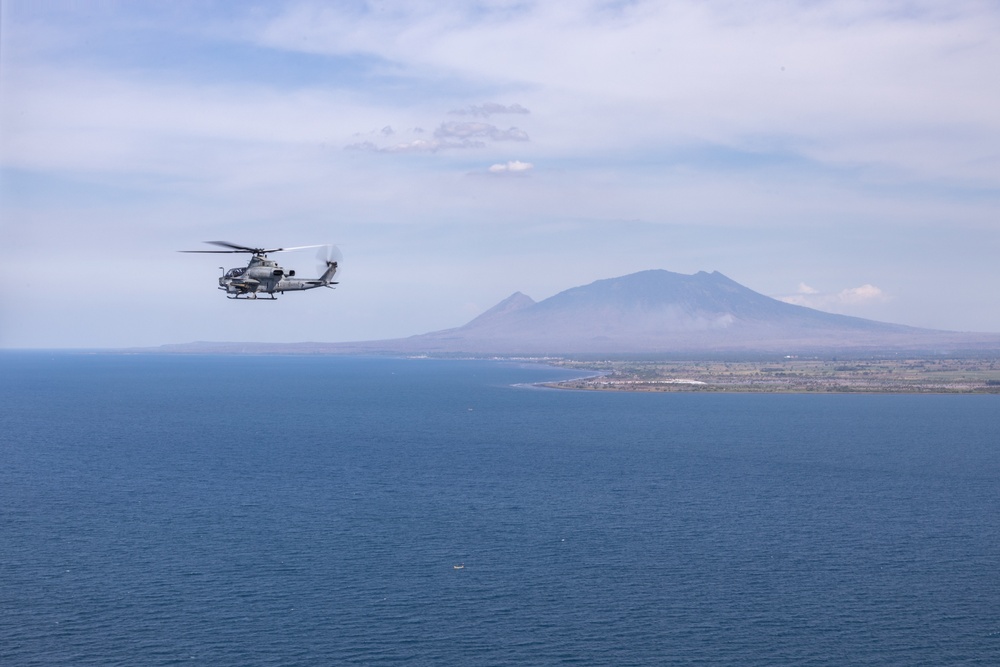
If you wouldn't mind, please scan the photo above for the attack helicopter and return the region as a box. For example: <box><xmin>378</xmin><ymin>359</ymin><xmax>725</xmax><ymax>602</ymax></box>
<box><xmin>180</xmin><ymin>241</ymin><xmax>340</xmax><ymax>299</ymax></box>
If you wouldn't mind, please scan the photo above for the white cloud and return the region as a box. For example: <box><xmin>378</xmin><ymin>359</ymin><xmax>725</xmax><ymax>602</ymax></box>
<box><xmin>838</xmin><ymin>284</ymin><xmax>887</xmax><ymax>305</ymax></box>
<box><xmin>487</xmin><ymin>160</ymin><xmax>534</xmax><ymax>174</ymax></box>
<box><xmin>777</xmin><ymin>283</ymin><xmax>889</xmax><ymax>312</ymax></box>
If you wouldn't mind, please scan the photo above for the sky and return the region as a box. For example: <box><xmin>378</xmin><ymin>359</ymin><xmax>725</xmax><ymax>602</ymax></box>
<box><xmin>2</xmin><ymin>0</ymin><xmax>999</xmax><ymax>348</ymax></box>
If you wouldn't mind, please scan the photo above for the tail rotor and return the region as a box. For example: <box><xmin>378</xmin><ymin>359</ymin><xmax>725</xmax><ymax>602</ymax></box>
<box><xmin>316</xmin><ymin>245</ymin><xmax>343</xmax><ymax>285</ymax></box>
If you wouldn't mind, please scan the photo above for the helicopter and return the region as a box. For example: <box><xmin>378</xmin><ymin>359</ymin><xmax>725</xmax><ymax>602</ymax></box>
<box><xmin>180</xmin><ymin>241</ymin><xmax>340</xmax><ymax>299</ymax></box>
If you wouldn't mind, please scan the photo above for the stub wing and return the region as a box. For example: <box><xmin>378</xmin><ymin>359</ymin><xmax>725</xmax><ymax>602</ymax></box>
<box><xmin>221</xmin><ymin>277</ymin><xmax>259</xmax><ymax>293</ymax></box>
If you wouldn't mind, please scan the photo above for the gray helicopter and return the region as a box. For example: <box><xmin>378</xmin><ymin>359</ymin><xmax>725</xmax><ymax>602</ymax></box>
<box><xmin>181</xmin><ymin>241</ymin><xmax>339</xmax><ymax>299</ymax></box>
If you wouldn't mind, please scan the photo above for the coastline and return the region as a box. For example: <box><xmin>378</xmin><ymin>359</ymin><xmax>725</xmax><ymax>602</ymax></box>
<box><xmin>538</xmin><ymin>357</ymin><xmax>1000</xmax><ymax>394</ymax></box>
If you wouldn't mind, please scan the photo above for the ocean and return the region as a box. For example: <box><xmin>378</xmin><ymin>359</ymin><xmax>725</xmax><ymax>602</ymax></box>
<box><xmin>2</xmin><ymin>352</ymin><xmax>999</xmax><ymax>666</ymax></box>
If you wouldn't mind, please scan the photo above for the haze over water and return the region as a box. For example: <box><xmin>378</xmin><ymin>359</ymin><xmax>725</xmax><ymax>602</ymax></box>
<box><xmin>3</xmin><ymin>353</ymin><xmax>999</xmax><ymax>665</ymax></box>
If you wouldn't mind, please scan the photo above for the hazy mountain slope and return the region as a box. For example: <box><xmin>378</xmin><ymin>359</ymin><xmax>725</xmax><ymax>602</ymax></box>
<box><xmin>462</xmin><ymin>291</ymin><xmax>537</xmax><ymax>329</ymax></box>
<box><xmin>403</xmin><ymin>270</ymin><xmax>931</xmax><ymax>354</ymax></box>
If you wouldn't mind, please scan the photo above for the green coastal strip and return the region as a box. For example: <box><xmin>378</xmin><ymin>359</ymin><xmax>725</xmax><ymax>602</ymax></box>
<box><xmin>544</xmin><ymin>358</ymin><xmax>1000</xmax><ymax>394</ymax></box>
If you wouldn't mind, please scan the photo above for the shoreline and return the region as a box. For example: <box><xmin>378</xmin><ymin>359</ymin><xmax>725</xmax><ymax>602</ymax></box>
<box><xmin>537</xmin><ymin>357</ymin><xmax>1000</xmax><ymax>394</ymax></box>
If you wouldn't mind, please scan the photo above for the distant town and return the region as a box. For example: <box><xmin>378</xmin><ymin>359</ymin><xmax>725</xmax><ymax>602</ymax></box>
<box><xmin>544</xmin><ymin>357</ymin><xmax>1000</xmax><ymax>393</ymax></box>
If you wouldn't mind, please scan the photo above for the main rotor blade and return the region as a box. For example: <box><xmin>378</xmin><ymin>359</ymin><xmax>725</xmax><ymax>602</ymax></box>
<box><xmin>205</xmin><ymin>241</ymin><xmax>330</xmax><ymax>254</ymax></box>
<box><xmin>204</xmin><ymin>241</ymin><xmax>263</xmax><ymax>253</ymax></box>
<box><xmin>178</xmin><ymin>249</ymin><xmax>247</xmax><ymax>254</ymax></box>
<box><xmin>278</xmin><ymin>244</ymin><xmax>329</xmax><ymax>253</ymax></box>
<box><xmin>178</xmin><ymin>241</ymin><xmax>263</xmax><ymax>254</ymax></box>
<box><xmin>179</xmin><ymin>241</ymin><xmax>333</xmax><ymax>254</ymax></box>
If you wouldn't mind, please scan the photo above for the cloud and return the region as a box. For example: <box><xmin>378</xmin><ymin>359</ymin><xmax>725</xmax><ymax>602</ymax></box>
<box><xmin>434</xmin><ymin>121</ymin><xmax>529</xmax><ymax>142</ymax></box>
<box><xmin>344</xmin><ymin>138</ymin><xmax>485</xmax><ymax>153</ymax></box>
<box><xmin>450</xmin><ymin>103</ymin><xmax>530</xmax><ymax>118</ymax></box>
<box><xmin>251</xmin><ymin>0</ymin><xmax>1000</xmax><ymax>189</ymax></box>
<box><xmin>838</xmin><ymin>284</ymin><xmax>887</xmax><ymax>304</ymax></box>
<box><xmin>777</xmin><ymin>283</ymin><xmax>889</xmax><ymax>311</ymax></box>
<box><xmin>344</xmin><ymin>120</ymin><xmax>529</xmax><ymax>153</ymax></box>
<box><xmin>487</xmin><ymin>160</ymin><xmax>534</xmax><ymax>175</ymax></box>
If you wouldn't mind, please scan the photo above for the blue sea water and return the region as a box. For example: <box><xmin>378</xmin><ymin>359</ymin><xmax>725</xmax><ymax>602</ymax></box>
<box><xmin>2</xmin><ymin>353</ymin><xmax>999</xmax><ymax>666</ymax></box>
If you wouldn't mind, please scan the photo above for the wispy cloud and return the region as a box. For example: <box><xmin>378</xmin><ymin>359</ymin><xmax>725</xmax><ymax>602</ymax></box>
<box><xmin>777</xmin><ymin>283</ymin><xmax>889</xmax><ymax>312</ymax></box>
<box><xmin>345</xmin><ymin>137</ymin><xmax>486</xmax><ymax>153</ymax></box>
<box><xmin>450</xmin><ymin>103</ymin><xmax>530</xmax><ymax>118</ymax></box>
<box><xmin>344</xmin><ymin>118</ymin><xmax>529</xmax><ymax>153</ymax></box>
<box><xmin>435</xmin><ymin>121</ymin><xmax>528</xmax><ymax>142</ymax></box>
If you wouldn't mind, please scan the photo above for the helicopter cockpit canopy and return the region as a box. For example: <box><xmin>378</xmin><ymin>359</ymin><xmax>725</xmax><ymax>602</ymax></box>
<box><xmin>225</xmin><ymin>267</ymin><xmax>246</xmax><ymax>279</ymax></box>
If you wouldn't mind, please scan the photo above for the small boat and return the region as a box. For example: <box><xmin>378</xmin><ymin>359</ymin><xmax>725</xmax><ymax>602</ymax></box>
<box><xmin>453</xmin><ymin>564</ymin><xmax>465</xmax><ymax>570</ymax></box>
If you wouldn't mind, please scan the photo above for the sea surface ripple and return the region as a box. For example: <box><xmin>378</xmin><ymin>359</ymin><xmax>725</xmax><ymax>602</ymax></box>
<box><xmin>2</xmin><ymin>353</ymin><xmax>999</xmax><ymax>665</ymax></box>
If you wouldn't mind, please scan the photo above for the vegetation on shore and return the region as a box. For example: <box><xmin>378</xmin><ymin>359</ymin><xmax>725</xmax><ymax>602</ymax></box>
<box><xmin>544</xmin><ymin>357</ymin><xmax>1000</xmax><ymax>393</ymax></box>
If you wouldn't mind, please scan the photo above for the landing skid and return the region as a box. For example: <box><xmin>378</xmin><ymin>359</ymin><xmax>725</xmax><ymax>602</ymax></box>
<box><xmin>227</xmin><ymin>293</ymin><xmax>277</xmax><ymax>300</ymax></box>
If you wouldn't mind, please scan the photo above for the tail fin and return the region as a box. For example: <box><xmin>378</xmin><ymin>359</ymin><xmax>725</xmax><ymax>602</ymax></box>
<box><xmin>320</xmin><ymin>261</ymin><xmax>338</xmax><ymax>285</ymax></box>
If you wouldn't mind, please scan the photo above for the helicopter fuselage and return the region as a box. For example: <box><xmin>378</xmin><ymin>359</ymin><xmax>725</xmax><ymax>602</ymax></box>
<box><xmin>220</xmin><ymin>255</ymin><xmax>338</xmax><ymax>299</ymax></box>
<box><xmin>180</xmin><ymin>242</ymin><xmax>339</xmax><ymax>299</ymax></box>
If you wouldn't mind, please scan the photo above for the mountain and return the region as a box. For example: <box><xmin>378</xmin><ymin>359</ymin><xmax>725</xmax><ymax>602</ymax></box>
<box><xmin>160</xmin><ymin>270</ymin><xmax>1000</xmax><ymax>357</ymax></box>
<box><xmin>394</xmin><ymin>270</ymin><xmax>966</xmax><ymax>355</ymax></box>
